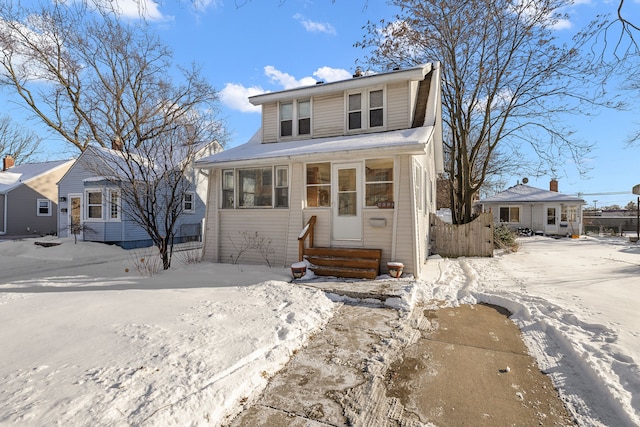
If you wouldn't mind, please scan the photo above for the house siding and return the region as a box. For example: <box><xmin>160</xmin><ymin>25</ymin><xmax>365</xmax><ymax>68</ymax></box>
<box><xmin>262</xmin><ymin>103</ymin><xmax>278</xmax><ymax>143</ymax></box>
<box><xmin>386</xmin><ymin>81</ymin><xmax>410</xmax><ymax>131</ymax></box>
<box><xmin>393</xmin><ymin>155</ymin><xmax>416</xmax><ymax>276</ymax></box>
<box><xmin>0</xmin><ymin>194</ymin><xmax>5</xmax><ymax>234</ymax></box>
<box><xmin>313</xmin><ymin>94</ymin><xmax>344</xmax><ymax>138</ymax></box>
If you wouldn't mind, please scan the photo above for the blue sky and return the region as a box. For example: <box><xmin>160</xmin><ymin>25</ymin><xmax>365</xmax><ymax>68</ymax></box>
<box><xmin>4</xmin><ymin>0</ymin><xmax>640</xmax><ymax>207</ymax></box>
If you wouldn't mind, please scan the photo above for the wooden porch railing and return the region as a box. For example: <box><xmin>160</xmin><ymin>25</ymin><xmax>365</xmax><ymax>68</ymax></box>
<box><xmin>298</xmin><ymin>215</ymin><xmax>316</xmax><ymax>262</ymax></box>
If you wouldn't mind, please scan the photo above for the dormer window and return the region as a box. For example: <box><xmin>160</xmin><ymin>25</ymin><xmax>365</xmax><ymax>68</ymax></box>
<box><xmin>280</xmin><ymin>100</ymin><xmax>311</xmax><ymax>138</ymax></box>
<box><xmin>347</xmin><ymin>88</ymin><xmax>384</xmax><ymax>131</ymax></box>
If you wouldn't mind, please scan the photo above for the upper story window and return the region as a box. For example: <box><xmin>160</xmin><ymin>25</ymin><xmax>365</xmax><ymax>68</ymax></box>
<box><xmin>183</xmin><ymin>191</ymin><xmax>195</xmax><ymax>213</ymax></box>
<box><xmin>37</xmin><ymin>199</ymin><xmax>51</xmax><ymax>216</ymax></box>
<box><xmin>348</xmin><ymin>88</ymin><xmax>384</xmax><ymax>131</ymax></box>
<box><xmin>280</xmin><ymin>100</ymin><xmax>311</xmax><ymax>138</ymax></box>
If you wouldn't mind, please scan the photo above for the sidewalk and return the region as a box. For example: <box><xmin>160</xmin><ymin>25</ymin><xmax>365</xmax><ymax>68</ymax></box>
<box><xmin>227</xmin><ymin>281</ymin><xmax>574</xmax><ymax>426</ymax></box>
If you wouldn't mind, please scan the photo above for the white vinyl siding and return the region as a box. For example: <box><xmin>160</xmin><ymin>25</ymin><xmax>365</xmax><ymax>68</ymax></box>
<box><xmin>262</xmin><ymin>103</ymin><xmax>278</xmax><ymax>143</ymax></box>
<box><xmin>312</xmin><ymin>94</ymin><xmax>343</xmax><ymax>137</ymax></box>
<box><xmin>386</xmin><ymin>81</ymin><xmax>409</xmax><ymax>130</ymax></box>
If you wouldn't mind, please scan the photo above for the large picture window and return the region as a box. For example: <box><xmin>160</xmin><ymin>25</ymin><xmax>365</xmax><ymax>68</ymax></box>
<box><xmin>222</xmin><ymin>166</ymin><xmax>288</xmax><ymax>209</ymax></box>
<box><xmin>306</xmin><ymin>163</ymin><xmax>331</xmax><ymax>207</ymax></box>
<box><xmin>561</xmin><ymin>205</ymin><xmax>578</xmax><ymax>222</ymax></box>
<box><xmin>365</xmin><ymin>159</ymin><xmax>393</xmax><ymax>207</ymax></box>
<box><xmin>499</xmin><ymin>206</ymin><xmax>520</xmax><ymax>223</ymax></box>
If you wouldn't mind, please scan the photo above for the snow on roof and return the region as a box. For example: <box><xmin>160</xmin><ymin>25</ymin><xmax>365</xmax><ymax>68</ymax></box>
<box><xmin>479</xmin><ymin>184</ymin><xmax>586</xmax><ymax>204</ymax></box>
<box><xmin>196</xmin><ymin>127</ymin><xmax>434</xmax><ymax>168</ymax></box>
<box><xmin>0</xmin><ymin>159</ymin><xmax>73</xmax><ymax>193</ymax></box>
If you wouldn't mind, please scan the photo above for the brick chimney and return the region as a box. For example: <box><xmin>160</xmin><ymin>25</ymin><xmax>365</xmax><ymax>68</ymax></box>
<box><xmin>550</xmin><ymin>178</ymin><xmax>558</xmax><ymax>192</ymax></box>
<box><xmin>3</xmin><ymin>155</ymin><xmax>14</xmax><ymax>171</ymax></box>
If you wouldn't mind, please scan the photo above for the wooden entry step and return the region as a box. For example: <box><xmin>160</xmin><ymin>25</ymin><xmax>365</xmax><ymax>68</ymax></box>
<box><xmin>304</xmin><ymin>247</ymin><xmax>382</xmax><ymax>280</ymax></box>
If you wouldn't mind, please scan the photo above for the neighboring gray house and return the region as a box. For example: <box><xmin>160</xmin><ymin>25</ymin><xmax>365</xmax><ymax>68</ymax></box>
<box><xmin>57</xmin><ymin>143</ymin><xmax>218</xmax><ymax>249</ymax></box>
<box><xmin>196</xmin><ymin>63</ymin><xmax>444</xmax><ymax>278</ymax></box>
<box><xmin>0</xmin><ymin>155</ymin><xmax>73</xmax><ymax>238</ymax></box>
<box><xmin>479</xmin><ymin>179</ymin><xmax>586</xmax><ymax>236</ymax></box>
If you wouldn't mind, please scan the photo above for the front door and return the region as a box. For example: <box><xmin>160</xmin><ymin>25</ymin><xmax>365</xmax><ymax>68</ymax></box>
<box><xmin>545</xmin><ymin>206</ymin><xmax>558</xmax><ymax>235</ymax></box>
<box><xmin>332</xmin><ymin>163</ymin><xmax>362</xmax><ymax>245</ymax></box>
<box><xmin>68</xmin><ymin>194</ymin><xmax>82</xmax><ymax>240</ymax></box>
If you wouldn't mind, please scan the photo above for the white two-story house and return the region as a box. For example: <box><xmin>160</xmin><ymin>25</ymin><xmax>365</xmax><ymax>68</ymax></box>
<box><xmin>196</xmin><ymin>63</ymin><xmax>444</xmax><ymax>278</ymax></box>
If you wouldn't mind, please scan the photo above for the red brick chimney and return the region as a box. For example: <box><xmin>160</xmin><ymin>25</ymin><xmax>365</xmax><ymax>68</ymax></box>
<box><xmin>3</xmin><ymin>155</ymin><xmax>14</xmax><ymax>171</ymax></box>
<box><xmin>550</xmin><ymin>178</ymin><xmax>558</xmax><ymax>192</ymax></box>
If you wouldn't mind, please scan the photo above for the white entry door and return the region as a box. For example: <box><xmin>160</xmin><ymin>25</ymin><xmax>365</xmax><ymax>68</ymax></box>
<box><xmin>332</xmin><ymin>162</ymin><xmax>362</xmax><ymax>245</ymax></box>
<box><xmin>545</xmin><ymin>205</ymin><xmax>558</xmax><ymax>235</ymax></box>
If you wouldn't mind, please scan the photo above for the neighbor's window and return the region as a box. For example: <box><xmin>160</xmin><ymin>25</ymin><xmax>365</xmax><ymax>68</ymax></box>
<box><xmin>306</xmin><ymin>162</ymin><xmax>331</xmax><ymax>207</ymax></box>
<box><xmin>499</xmin><ymin>206</ymin><xmax>520</xmax><ymax>223</ymax></box>
<box><xmin>561</xmin><ymin>205</ymin><xmax>578</xmax><ymax>222</ymax></box>
<box><xmin>279</xmin><ymin>102</ymin><xmax>293</xmax><ymax>137</ymax></box>
<box><xmin>275</xmin><ymin>166</ymin><xmax>289</xmax><ymax>208</ymax></box>
<box><xmin>238</xmin><ymin>167</ymin><xmax>272</xmax><ymax>208</ymax></box>
<box><xmin>109</xmin><ymin>190</ymin><xmax>120</xmax><ymax>220</ymax></box>
<box><xmin>37</xmin><ymin>199</ymin><xmax>51</xmax><ymax>216</ymax></box>
<box><xmin>183</xmin><ymin>191</ymin><xmax>195</xmax><ymax>213</ymax></box>
<box><xmin>222</xmin><ymin>169</ymin><xmax>234</xmax><ymax>209</ymax></box>
<box><xmin>86</xmin><ymin>190</ymin><xmax>103</xmax><ymax>219</ymax></box>
<box><xmin>365</xmin><ymin>159</ymin><xmax>393</xmax><ymax>207</ymax></box>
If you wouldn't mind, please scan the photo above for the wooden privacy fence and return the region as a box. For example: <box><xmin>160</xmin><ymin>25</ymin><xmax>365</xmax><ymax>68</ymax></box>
<box><xmin>430</xmin><ymin>212</ymin><xmax>494</xmax><ymax>257</ymax></box>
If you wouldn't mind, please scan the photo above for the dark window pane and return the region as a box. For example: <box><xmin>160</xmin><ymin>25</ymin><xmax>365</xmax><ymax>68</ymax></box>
<box><xmin>349</xmin><ymin>111</ymin><xmax>361</xmax><ymax>129</ymax></box>
<box><xmin>299</xmin><ymin>117</ymin><xmax>310</xmax><ymax>135</ymax></box>
<box><xmin>281</xmin><ymin>120</ymin><xmax>292</xmax><ymax>137</ymax></box>
<box><xmin>370</xmin><ymin>108</ymin><xmax>383</xmax><ymax>127</ymax></box>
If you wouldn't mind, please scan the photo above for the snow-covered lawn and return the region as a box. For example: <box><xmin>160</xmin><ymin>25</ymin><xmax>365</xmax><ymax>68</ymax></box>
<box><xmin>0</xmin><ymin>235</ymin><xmax>638</xmax><ymax>426</ymax></box>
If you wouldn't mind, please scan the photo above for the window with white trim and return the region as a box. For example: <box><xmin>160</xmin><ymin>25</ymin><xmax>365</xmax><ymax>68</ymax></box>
<box><xmin>306</xmin><ymin>163</ymin><xmax>331</xmax><ymax>207</ymax></box>
<box><xmin>347</xmin><ymin>88</ymin><xmax>384</xmax><ymax>131</ymax></box>
<box><xmin>499</xmin><ymin>206</ymin><xmax>520</xmax><ymax>223</ymax></box>
<box><xmin>561</xmin><ymin>205</ymin><xmax>578</xmax><ymax>222</ymax></box>
<box><xmin>183</xmin><ymin>191</ymin><xmax>195</xmax><ymax>213</ymax></box>
<box><xmin>37</xmin><ymin>199</ymin><xmax>51</xmax><ymax>216</ymax></box>
<box><xmin>222</xmin><ymin>170</ymin><xmax>234</xmax><ymax>209</ymax></box>
<box><xmin>86</xmin><ymin>190</ymin><xmax>103</xmax><ymax>219</ymax></box>
<box><xmin>280</xmin><ymin>100</ymin><xmax>311</xmax><ymax>138</ymax></box>
<box><xmin>365</xmin><ymin>159</ymin><xmax>393</xmax><ymax>207</ymax></box>
<box><xmin>275</xmin><ymin>166</ymin><xmax>289</xmax><ymax>208</ymax></box>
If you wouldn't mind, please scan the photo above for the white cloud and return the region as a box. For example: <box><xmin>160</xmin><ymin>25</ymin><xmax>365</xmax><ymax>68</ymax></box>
<box><xmin>292</xmin><ymin>13</ymin><xmax>336</xmax><ymax>35</ymax></box>
<box><xmin>313</xmin><ymin>66</ymin><xmax>352</xmax><ymax>82</ymax></box>
<box><xmin>191</xmin><ymin>0</ymin><xmax>222</xmax><ymax>14</ymax></box>
<box><xmin>220</xmin><ymin>83</ymin><xmax>264</xmax><ymax>113</ymax></box>
<box><xmin>221</xmin><ymin>65</ymin><xmax>352</xmax><ymax>113</ymax></box>
<box><xmin>264</xmin><ymin>65</ymin><xmax>318</xmax><ymax>89</ymax></box>
<box><xmin>90</xmin><ymin>0</ymin><xmax>166</xmax><ymax>21</ymax></box>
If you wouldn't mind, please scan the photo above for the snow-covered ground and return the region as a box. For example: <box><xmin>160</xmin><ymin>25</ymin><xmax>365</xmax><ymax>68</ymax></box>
<box><xmin>0</xmin><ymin>235</ymin><xmax>638</xmax><ymax>426</ymax></box>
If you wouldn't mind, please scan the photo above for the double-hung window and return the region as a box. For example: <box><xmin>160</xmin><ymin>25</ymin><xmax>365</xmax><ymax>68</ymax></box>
<box><xmin>280</xmin><ymin>100</ymin><xmax>311</xmax><ymax>138</ymax></box>
<box><xmin>275</xmin><ymin>166</ymin><xmax>289</xmax><ymax>208</ymax></box>
<box><xmin>348</xmin><ymin>88</ymin><xmax>384</xmax><ymax>131</ymax></box>
<box><xmin>87</xmin><ymin>190</ymin><xmax>103</xmax><ymax>219</ymax></box>
<box><xmin>183</xmin><ymin>191</ymin><xmax>195</xmax><ymax>213</ymax></box>
<box><xmin>37</xmin><ymin>199</ymin><xmax>51</xmax><ymax>216</ymax></box>
<box><xmin>499</xmin><ymin>206</ymin><xmax>520</xmax><ymax>223</ymax></box>
<box><xmin>222</xmin><ymin>170</ymin><xmax>234</xmax><ymax>208</ymax></box>
<box><xmin>306</xmin><ymin>163</ymin><xmax>331</xmax><ymax>207</ymax></box>
<box><xmin>365</xmin><ymin>159</ymin><xmax>393</xmax><ymax>207</ymax></box>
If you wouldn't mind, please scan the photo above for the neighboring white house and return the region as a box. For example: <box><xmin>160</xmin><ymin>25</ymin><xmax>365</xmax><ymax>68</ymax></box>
<box><xmin>196</xmin><ymin>63</ymin><xmax>444</xmax><ymax>278</ymax></box>
<box><xmin>0</xmin><ymin>155</ymin><xmax>73</xmax><ymax>238</ymax></box>
<box><xmin>479</xmin><ymin>179</ymin><xmax>586</xmax><ymax>236</ymax></box>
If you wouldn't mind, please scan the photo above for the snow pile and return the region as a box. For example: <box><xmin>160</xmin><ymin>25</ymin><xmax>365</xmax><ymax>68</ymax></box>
<box><xmin>0</xmin><ymin>235</ymin><xmax>638</xmax><ymax>426</ymax></box>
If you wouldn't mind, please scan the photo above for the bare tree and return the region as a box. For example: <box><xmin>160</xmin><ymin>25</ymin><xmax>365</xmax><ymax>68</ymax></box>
<box><xmin>356</xmin><ymin>0</ymin><xmax>616</xmax><ymax>224</ymax></box>
<box><xmin>0</xmin><ymin>114</ymin><xmax>41</xmax><ymax>164</ymax></box>
<box><xmin>0</xmin><ymin>1</ymin><xmax>222</xmax><ymax>153</ymax></box>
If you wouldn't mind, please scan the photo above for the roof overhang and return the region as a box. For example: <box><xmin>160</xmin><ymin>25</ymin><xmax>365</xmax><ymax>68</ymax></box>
<box><xmin>195</xmin><ymin>127</ymin><xmax>434</xmax><ymax>169</ymax></box>
<box><xmin>249</xmin><ymin>63</ymin><xmax>434</xmax><ymax>106</ymax></box>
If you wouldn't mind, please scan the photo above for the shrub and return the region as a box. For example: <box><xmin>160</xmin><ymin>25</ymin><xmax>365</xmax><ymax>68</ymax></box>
<box><xmin>494</xmin><ymin>224</ymin><xmax>519</xmax><ymax>252</ymax></box>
